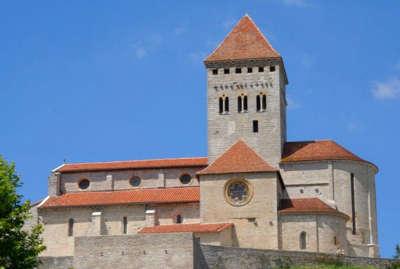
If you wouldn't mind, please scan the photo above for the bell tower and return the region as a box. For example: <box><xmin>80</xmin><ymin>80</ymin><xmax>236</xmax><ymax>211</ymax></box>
<box><xmin>204</xmin><ymin>15</ymin><xmax>288</xmax><ymax>167</ymax></box>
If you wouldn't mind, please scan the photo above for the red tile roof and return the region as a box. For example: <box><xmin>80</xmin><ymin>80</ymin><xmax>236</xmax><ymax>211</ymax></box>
<box><xmin>56</xmin><ymin>157</ymin><xmax>208</xmax><ymax>173</ymax></box>
<box><xmin>139</xmin><ymin>223</ymin><xmax>233</xmax><ymax>234</ymax></box>
<box><xmin>197</xmin><ymin>140</ymin><xmax>277</xmax><ymax>175</ymax></box>
<box><xmin>279</xmin><ymin>198</ymin><xmax>349</xmax><ymax>219</ymax></box>
<box><xmin>205</xmin><ymin>15</ymin><xmax>280</xmax><ymax>63</ymax></box>
<box><xmin>39</xmin><ymin>187</ymin><xmax>200</xmax><ymax>208</ymax></box>
<box><xmin>282</xmin><ymin>140</ymin><xmax>376</xmax><ymax>168</ymax></box>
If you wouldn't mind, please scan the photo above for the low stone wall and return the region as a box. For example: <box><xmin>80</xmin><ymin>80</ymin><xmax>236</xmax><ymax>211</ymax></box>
<box><xmin>200</xmin><ymin>244</ymin><xmax>397</xmax><ymax>269</ymax></box>
<box><xmin>38</xmin><ymin>233</ymin><xmax>398</xmax><ymax>269</ymax></box>
<box><xmin>74</xmin><ymin>233</ymin><xmax>195</xmax><ymax>269</ymax></box>
<box><xmin>38</xmin><ymin>256</ymin><xmax>73</xmax><ymax>269</ymax></box>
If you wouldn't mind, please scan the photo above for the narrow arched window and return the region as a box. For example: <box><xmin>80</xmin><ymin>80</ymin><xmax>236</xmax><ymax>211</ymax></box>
<box><xmin>243</xmin><ymin>95</ymin><xmax>248</xmax><ymax>111</ymax></box>
<box><xmin>237</xmin><ymin>96</ymin><xmax>242</xmax><ymax>113</ymax></box>
<box><xmin>300</xmin><ymin>231</ymin><xmax>307</xmax><ymax>249</ymax></box>
<box><xmin>256</xmin><ymin>95</ymin><xmax>261</xmax><ymax>111</ymax></box>
<box><xmin>262</xmin><ymin>94</ymin><xmax>267</xmax><ymax>110</ymax></box>
<box><xmin>225</xmin><ymin>97</ymin><xmax>229</xmax><ymax>112</ymax></box>
<box><xmin>176</xmin><ymin>214</ymin><xmax>183</xmax><ymax>224</ymax></box>
<box><xmin>219</xmin><ymin>97</ymin><xmax>223</xmax><ymax>114</ymax></box>
<box><xmin>68</xmin><ymin>218</ymin><xmax>74</xmax><ymax>237</ymax></box>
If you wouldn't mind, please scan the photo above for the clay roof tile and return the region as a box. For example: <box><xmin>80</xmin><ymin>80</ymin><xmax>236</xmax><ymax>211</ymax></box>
<box><xmin>39</xmin><ymin>187</ymin><xmax>200</xmax><ymax>208</ymax></box>
<box><xmin>205</xmin><ymin>15</ymin><xmax>280</xmax><ymax>63</ymax></box>
<box><xmin>198</xmin><ymin>140</ymin><xmax>277</xmax><ymax>175</ymax></box>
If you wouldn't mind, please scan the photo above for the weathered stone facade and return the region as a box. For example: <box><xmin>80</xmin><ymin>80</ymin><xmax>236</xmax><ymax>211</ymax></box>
<box><xmin>33</xmin><ymin>14</ymin><xmax>382</xmax><ymax>268</ymax></box>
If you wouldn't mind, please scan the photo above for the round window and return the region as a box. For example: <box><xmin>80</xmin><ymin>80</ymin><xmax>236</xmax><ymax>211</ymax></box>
<box><xmin>130</xmin><ymin>176</ymin><xmax>141</xmax><ymax>187</ymax></box>
<box><xmin>224</xmin><ymin>179</ymin><xmax>252</xmax><ymax>206</ymax></box>
<box><xmin>78</xmin><ymin>179</ymin><xmax>90</xmax><ymax>190</ymax></box>
<box><xmin>179</xmin><ymin>174</ymin><xmax>192</xmax><ymax>184</ymax></box>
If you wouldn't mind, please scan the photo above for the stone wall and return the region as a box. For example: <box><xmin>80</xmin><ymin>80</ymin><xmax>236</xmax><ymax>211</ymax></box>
<box><xmin>39</xmin><ymin>202</ymin><xmax>200</xmax><ymax>257</ymax></box>
<box><xmin>279</xmin><ymin>213</ymin><xmax>348</xmax><ymax>255</ymax></box>
<box><xmin>280</xmin><ymin>159</ymin><xmax>379</xmax><ymax>257</ymax></box>
<box><xmin>206</xmin><ymin>62</ymin><xmax>286</xmax><ymax>167</ymax></box>
<box><xmin>200</xmin><ymin>172</ymin><xmax>279</xmax><ymax>249</ymax></box>
<box><xmin>73</xmin><ymin>233</ymin><xmax>195</xmax><ymax>269</ymax></box>
<box><xmin>39</xmin><ymin>256</ymin><xmax>73</xmax><ymax>269</ymax></box>
<box><xmin>199</xmin><ymin>244</ymin><xmax>396</xmax><ymax>269</ymax></box>
<box><xmin>58</xmin><ymin>167</ymin><xmax>200</xmax><ymax>194</ymax></box>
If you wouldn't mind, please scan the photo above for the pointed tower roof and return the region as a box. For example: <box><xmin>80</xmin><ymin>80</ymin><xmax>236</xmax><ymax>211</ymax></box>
<box><xmin>197</xmin><ymin>140</ymin><xmax>277</xmax><ymax>175</ymax></box>
<box><xmin>205</xmin><ymin>15</ymin><xmax>280</xmax><ymax>63</ymax></box>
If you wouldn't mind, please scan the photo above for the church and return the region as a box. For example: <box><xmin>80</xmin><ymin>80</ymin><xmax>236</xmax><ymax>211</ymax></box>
<box><xmin>34</xmin><ymin>15</ymin><xmax>379</xmax><ymax>261</ymax></box>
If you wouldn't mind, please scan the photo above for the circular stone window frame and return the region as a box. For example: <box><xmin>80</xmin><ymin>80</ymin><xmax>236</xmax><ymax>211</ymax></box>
<box><xmin>129</xmin><ymin>175</ymin><xmax>142</xmax><ymax>187</ymax></box>
<box><xmin>78</xmin><ymin>178</ymin><xmax>90</xmax><ymax>190</ymax></box>
<box><xmin>224</xmin><ymin>178</ymin><xmax>253</xmax><ymax>207</ymax></box>
<box><xmin>179</xmin><ymin>173</ymin><xmax>192</xmax><ymax>185</ymax></box>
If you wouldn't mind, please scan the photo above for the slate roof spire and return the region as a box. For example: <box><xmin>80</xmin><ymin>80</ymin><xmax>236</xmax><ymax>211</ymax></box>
<box><xmin>205</xmin><ymin>15</ymin><xmax>281</xmax><ymax>63</ymax></box>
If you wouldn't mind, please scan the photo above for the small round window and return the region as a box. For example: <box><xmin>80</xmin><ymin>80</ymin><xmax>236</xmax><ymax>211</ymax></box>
<box><xmin>224</xmin><ymin>179</ymin><xmax>253</xmax><ymax>206</ymax></box>
<box><xmin>78</xmin><ymin>179</ymin><xmax>90</xmax><ymax>190</ymax></box>
<box><xmin>179</xmin><ymin>174</ymin><xmax>192</xmax><ymax>184</ymax></box>
<box><xmin>130</xmin><ymin>176</ymin><xmax>141</xmax><ymax>187</ymax></box>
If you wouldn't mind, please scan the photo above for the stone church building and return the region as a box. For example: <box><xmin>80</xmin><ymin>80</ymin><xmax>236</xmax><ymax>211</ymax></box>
<box><xmin>35</xmin><ymin>15</ymin><xmax>379</xmax><ymax>261</ymax></box>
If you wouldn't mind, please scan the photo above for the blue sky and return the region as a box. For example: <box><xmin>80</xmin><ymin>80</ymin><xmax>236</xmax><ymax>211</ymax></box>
<box><xmin>1</xmin><ymin>0</ymin><xmax>399</xmax><ymax>258</ymax></box>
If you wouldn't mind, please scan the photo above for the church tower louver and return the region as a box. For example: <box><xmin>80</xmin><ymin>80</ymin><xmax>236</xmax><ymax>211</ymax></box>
<box><xmin>204</xmin><ymin>15</ymin><xmax>288</xmax><ymax>166</ymax></box>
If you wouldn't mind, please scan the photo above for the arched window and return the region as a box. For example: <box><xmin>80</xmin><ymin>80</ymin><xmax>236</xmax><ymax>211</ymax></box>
<box><xmin>300</xmin><ymin>231</ymin><xmax>307</xmax><ymax>250</ymax></box>
<box><xmin>224</xmin><ymin>96</ymin><xmax>229</xmax><ymax>112</ymax></box>
<box><xmin>257</xmin><ymin>93</ymin><xmax>266</xmax><ymax>112</ymax></box>
<box><xmin>237</xmin><ymin>96</ymin><xmax>242</xmax><ymax>112</ymax></box>
<box><xmin>243</xmin><ymin>95</ymin><xmax>248</xmax><ymax>111</ymax></box>
<box><xmin>68</xmin><ymin>218</ymin><xmax>74</xmax><ymax>237</ymax></box>
<box><xmin>219</xmin><ymin>97</ymin><xmax>223</xmax><ymax>114</ymax></box>
<box><xmin>176</xmin><ymin>214</ymin><xmax>183</xmax><ymax>224</ymax></box>
<box><xmin>262</xmin><ymin>94</ymin><xmax>267</xmax><ymax>110</ymax></box>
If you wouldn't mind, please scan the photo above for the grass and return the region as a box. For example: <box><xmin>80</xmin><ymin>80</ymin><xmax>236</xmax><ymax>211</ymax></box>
<box><xmin>288</xmin><ymin>265</ymin><xmax>376</xmax><ymax>269</ymax></box>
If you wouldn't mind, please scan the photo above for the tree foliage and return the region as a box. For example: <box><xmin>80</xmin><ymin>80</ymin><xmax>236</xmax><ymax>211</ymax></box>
<box><xmin>0</xmin><ymin>155</ymin><xmax>45</xmax><ymax>269</ymax></box>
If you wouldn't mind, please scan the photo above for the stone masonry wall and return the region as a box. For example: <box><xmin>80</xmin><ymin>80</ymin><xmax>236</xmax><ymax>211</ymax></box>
<box><xmin>280</xmin><ymin>160</ymin><xmax>379</xmax><ymax>257</ymax></box>
<box><xmin>73</xmin><ymin>233</ymin><xmax>195</xmax><ymax>269</ymax></box>
<box><xmin>59</xmin><ymin>167</ymin><xmax>200</xmax><ymax>194</ymax></box>
<box><xmin>200</xmin><ymin>172</ymin><xmax>279</xmax><ymax>250</ymax></box>
<box><xmin>199</xmin><ymin>244</ymin><xmax>396</xmax><ymax>269</ymax></box>
<box><xmin>207</xmin><ymin>63</ymin><xmax>286</xmax><ymax>167</ymax></box>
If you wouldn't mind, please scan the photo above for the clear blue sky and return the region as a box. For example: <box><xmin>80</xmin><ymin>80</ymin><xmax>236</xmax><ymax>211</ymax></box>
<box><xmin>1</xmin><ymin>0</ymin><xmax>399</xmax><ymax>258</ymax></box>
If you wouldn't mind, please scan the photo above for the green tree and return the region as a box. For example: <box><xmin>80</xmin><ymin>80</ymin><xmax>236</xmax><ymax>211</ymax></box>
<box><xmin>394</xmin><ymin>244</ymin><xmax>400</xmax><ymax>259</ymax></box>
<box><xmin>0</xmin><ymin>155</ymin><xmax>45</xmax><ymax>269</ymax></box>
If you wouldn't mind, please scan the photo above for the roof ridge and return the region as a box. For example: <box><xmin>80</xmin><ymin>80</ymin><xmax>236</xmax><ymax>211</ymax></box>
<box><xmin>62</xmin><ymin>156</ymin><xmax>207</xmax><ymax>166</ymax></box>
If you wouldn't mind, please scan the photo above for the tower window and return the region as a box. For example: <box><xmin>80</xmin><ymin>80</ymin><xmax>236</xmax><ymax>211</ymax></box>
<box><xmin>350</xmin><ymin>173</ymin><xmax>356</xmax><ymax>235</ymax></box>
<box><xmin>123</xmin><ymin>216</ymin><xmax>127</xmax><ymax>234</ymax></box>
<box><xmin>237</xmin><ymin>96</ymin><xmax>242</xmax><ymax>113</ymax></box>
<box><xmin>212</xmin><ymin>69</ymin><xmax>218</xmax><ymax>75</ymax></box>
<box><xmin>262</xmin><ymin>94</ymin><xmax>267</xmax><ymax>110</ymax></box>
<box><xmin>300</xmin><ymin>231</ymin><xmax>307</xmax><ymax>249</ymax></box>
<box><xmin>219</xmin><ymin>96</ymin><xmax>230</xmax><ymax>114</ymax></box>
<box><xmin>235</xmin><ymin>68</ymin><xmax>242</xmax><ymax>74</ymax></box>
<box><xmin>258</xmin><ymin>66</ymin><xmax>264</xmax><ymax>72</ymax></box>
<box><xmin>224</xmin><ymin>68</ymin><xmax>230</xmax><ymax>74</ymax></box>
<box><xmin>270</xmin><ymin>66</ymin><xmax>276</xmax><ymax>72</ymax></box>
<box><xmin>68</xmin><ymin>218</ymin><xmax>74</xmax><ymax>237</ymax></box>
<box><xmin>224</xmin><ymin>96</ymin><xmax>229</xmax><ymax>112</ymax></box>
<box><xmin>247</xmin><ymin>67</ymin><xmax>253</xmax><ymax>73</ymax></box>
<box><xmin>252</xmin><ymin>120</ymin><xmax>259</xmax><ymax>133</ymax></box>
<box><xmin>237</xmin><ymin>95</ymin><xmax>247</xmax><ymax>113</ymax></box>
<box><xmin>257</xmin><ymin>93</ymin><xmax>267</xmax><ymax>112</ymax></box>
